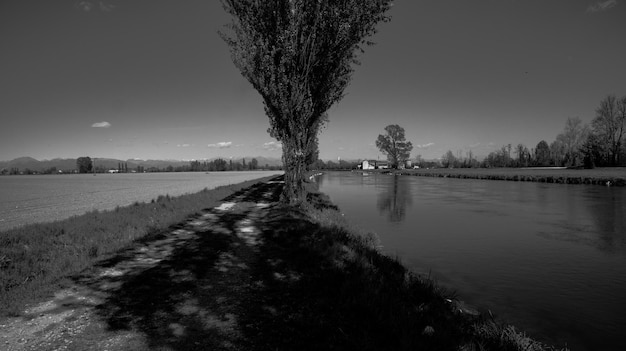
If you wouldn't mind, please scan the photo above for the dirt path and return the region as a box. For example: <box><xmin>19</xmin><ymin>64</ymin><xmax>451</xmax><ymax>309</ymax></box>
<box><xmin>1</xmin><ymin>178</ymin><xmax>286</xmax><ymax>351</ymax></box>
<box><xmin>2</xmin><ymin>176</ymin><xmax>518</xmax><ymax>350</ymax></box>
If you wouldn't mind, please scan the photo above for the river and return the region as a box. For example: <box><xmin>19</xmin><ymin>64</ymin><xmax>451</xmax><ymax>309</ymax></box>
<box><xmin>317</xmin><ymin>171</ymin><xmax>626</xmax><ymax>351</ymax></box>
<box><xmin>0</xmin><ymin>171</ymin><xmax>281</xmax><ymax>232</ymax></box>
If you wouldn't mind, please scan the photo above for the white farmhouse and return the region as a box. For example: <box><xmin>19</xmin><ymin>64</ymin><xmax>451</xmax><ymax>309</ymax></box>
<box><xmin>361</xmin><ymin>160</ymin><xmax>376</xmax><ymax>170</ymax></box>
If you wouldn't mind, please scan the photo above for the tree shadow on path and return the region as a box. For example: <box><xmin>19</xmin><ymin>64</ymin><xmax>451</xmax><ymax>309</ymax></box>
<box><xmin>76</xmin><ymin>175</ymin><xmax>465</xmax><ymax>351</ymax></box>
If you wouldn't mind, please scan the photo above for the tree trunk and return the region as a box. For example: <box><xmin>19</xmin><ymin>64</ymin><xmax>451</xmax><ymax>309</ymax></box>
<box><xmin>281</xmin><ymin>139</ymin><xmax>307</xmax><ymax>205</ymax></box>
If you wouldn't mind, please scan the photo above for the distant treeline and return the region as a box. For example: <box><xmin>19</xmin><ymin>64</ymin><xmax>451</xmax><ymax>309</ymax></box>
<box><xmin>187</xmin><ymin>158</ymin><xmax>281</xmax><ymax>172</ymax></box>
<box><xmin>2</xmin><ymin>167</ymin><xmax>67</xmax><ymax>175</ymax></box>
<box><xmin>1</xmin><ymin>157</ymin><xmax>361</xmax><ymax>175</ymax></box>
<box><xmin>437</xmin><ymin>94</ymin><xmax>626</xmax><ymax>169</ymax></box>
<box><xmin>309</xmin><ymin>159</ymin><xmax>360</xmax><ymax>170</ymax></box>
<box><xmin>1</xmin><ymin>158</ymin><xmax>282</xmax><ymax>175</ymax></box>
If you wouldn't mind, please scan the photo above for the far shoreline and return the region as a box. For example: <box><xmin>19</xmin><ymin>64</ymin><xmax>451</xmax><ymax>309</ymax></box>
<box><xmin>358</xmin><ymin>167</ymin><xmax>626</xmax><ymax>186</ymax></box>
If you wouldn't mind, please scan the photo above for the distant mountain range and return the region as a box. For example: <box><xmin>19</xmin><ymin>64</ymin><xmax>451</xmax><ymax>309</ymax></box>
<box><xmin>0</xmin><ymin>156</ymin><xmax>283</xmax><ymax>173</ymax></box>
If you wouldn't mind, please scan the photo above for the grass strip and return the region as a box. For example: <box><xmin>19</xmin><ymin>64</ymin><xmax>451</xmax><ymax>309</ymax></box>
<box><xmin>0</xmin><ymin>176</ymin><xmax>276</xmax><ymax>316</ymax></box>
<box><xmin>382</xmin><ymin>167</ymin><xmax>626</xmax><ymax>186</ymax></box>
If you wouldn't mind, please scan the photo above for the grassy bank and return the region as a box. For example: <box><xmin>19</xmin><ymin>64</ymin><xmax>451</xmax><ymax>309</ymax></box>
<box><xmin>384</xmin><ymin>167</ymin><xmax>626</xmax><ymax>186</ymax></box>
<box><xmin>0</xmin><ymin>176</ymin><xmax>276</xmax><ymax>315</ymax></box>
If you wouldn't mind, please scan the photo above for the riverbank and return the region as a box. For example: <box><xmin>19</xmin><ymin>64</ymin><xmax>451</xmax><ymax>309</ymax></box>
<box><xmin>383</xmin><ymin>167</ymin><xmax>626</xmax><ymax>186</ymax></box>
<box><xmin>1</xmin><ymin>176</ymin><xmax>567</xmax><ymax>350</ymax></box>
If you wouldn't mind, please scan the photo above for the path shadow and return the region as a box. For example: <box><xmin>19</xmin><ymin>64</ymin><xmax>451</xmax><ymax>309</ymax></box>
<box><xmin>75</xmin><ymin>176</ymin><xmax>463</xmax><ymax>350</ymax></box>
<box><xmin>71</xmin><ymin>177</ymin><xmax>282</xmax><ymax>350</ymax></box>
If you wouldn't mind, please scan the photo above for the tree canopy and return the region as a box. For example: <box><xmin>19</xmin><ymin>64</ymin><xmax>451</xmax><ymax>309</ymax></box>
<box><xmin>375</xmin><ymin>124</ymin><xmax>413</xmax><ymax>168</ymax></box>
<box><xmin>534</xmin><ymin>140</ymin><xmax>551</xmax><ymax>166</ymax></box>
<box><xmin>435</xmin><ymin>95</ymin><xmax>624</xmax><ymax>169</ymax></box>
<box><xmin>591</xmin><ymin>95</ymin><xmax>626</xmax><ymax>166</ymax></box>
<box><xmin>76</xmin><ymin>156</ymin><xmax>93</xmax><ymax>173</ymax></box>
<box><xmin>220</xmin><ymin>0</ymin><xmax>393</xmax><ymax>203</ymax></box>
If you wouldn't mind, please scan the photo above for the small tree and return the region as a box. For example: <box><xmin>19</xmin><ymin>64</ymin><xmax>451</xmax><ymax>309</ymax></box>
<box><xmin>441</xmin><ymin>150</ymin><xmax>456</xmax><ymax>168</ymax></box>
<box><xmin>76</xmin><ymin>156</ymin><xmax>93</xmax><ymax>173</ymax></box>
<box><xmin>514</xmin><ymin>143</ymin><xmax>530</xmax><ymax>167</ymax></box>
<box><xmin>214</xmin><ymin>158</ymin><xmax>228</xmax><ymax>171</ymax></box>
<box><xmin>375</xmin><ymin>124</ymin><xmax>413</xmax><ymax>168</ymax></box>
<box><xmin>534</xmin><ymin>140</ymin><xmax>551</xmax><ymax>166</ymax></box>
<box><xmin>220</xmin><ymin>0</ymin><xmax>393</xmax><ymax>204</ymax></box>
<box><xmin>580</xmin><ymin>133</ymin><xmax>605</xmax><ymax>168</ymax></box>
<box><xmin>592</xmin><ymin>95</ymin><xmax>626</xmax><ymax>166</ymax></box>
<box><xmin>550</xmin><ymin>139</ymin><xmax>565</xmax><ymax>166</ymax></box>
<box><xmin>557</xmin><ymin>117</ymin><xmax>589</xmax><ymax>167</ymax></box>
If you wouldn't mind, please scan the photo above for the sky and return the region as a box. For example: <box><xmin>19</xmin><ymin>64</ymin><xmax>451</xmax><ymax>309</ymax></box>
<box><xmin>1</xmin><ymin>0</ymin><xmax>625</xmax><ymax>162</ymax></box>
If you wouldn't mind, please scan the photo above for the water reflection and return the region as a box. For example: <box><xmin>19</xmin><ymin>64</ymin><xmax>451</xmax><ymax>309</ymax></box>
<box><xmin>532</xmin><ymin>185</ymin><xmax>626</xmax><ymax>254</ymax></box>
<box><xmin>584</xmin><ymin>187</ymin><xmax>626</xmax><ymax>253</ymax></box>
<box><xmin>317</xmin><ymin>172</ymin><xmax>626</xmax><ymax>351</ymax></box>
<box><xmin>376</xmin><ymin>175</ymin><xmax>412</xmax><ymax>222</ymax></box>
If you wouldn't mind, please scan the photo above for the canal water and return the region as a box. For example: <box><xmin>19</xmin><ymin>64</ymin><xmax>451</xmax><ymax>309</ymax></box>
<box><xmin>317</xmin><ymin>171</ymin><xmax>626</xmax><ymax>351</ymax></box>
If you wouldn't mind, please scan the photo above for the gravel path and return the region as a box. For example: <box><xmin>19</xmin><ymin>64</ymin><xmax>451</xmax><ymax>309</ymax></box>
<box><xmin>1</xmin><ymin>178</ymin><xmax>284</xmax><ymax>351</ymax></box>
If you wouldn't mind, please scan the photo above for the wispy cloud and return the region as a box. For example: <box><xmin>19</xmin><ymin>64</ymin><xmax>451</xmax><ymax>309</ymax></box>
<box><xmin>75</xmin><ymin>1</ymin><xmax>116</xmax><ymax>12</ymax></box>
<box><xmin>262</xmin><ymin>141</ymin><xmax>282</xmax><ymax>151</ymax></box>
<box><xmin>91</xmin><ymin>121</ymin><xmax>111</xmax><ymax>128</ymax></box>
<box><xmin>177</xmin><ymin>143</ymin><xmax>191</xmax><ymax>148</ymax></box>
<box><xmin>416</xmin><ymin>142</ymin><xmax>435</xmax><ymax>149</ymax></box>
<box><xmin>587</xmin><ymin>0</ymin><xmax>617</xmax><ymax>13</ymax></box>
<box><xmin>468</xmin><ymin>142</ymin><xmax>481</xmax><ymax>148</ymax></box>
<box><xmin>207</xmin><ymin>141</ymin><xmax>232</xmax><ymax>149</ymax></box>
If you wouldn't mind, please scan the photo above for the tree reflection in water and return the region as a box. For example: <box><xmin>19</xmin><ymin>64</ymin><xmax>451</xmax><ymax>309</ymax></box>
<box><xmin>584</xmin><ymin>186</ymin><xmax>626</xmax><ymax>253</ymax></box>
<box><xmin>377</xmin><ymin>174</ymin><xmax>413</xmax><ymax>222</ymax></box>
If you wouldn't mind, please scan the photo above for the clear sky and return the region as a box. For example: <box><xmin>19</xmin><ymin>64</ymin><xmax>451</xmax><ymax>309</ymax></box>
<box><xmin>1</xmin><ymin>0</ymin><xmax>625</xmax><ymax>162</ymax></box>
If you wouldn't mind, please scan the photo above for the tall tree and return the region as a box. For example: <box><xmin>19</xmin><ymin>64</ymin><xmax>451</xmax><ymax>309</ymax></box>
<box><xmin>550</xmin><ymin>139</ymin><xmax>565</xmax><ymax>166</ymax></box>
<box><xmin>76</xmin><ymin>157</ymin><xmax>92</xmax><ymax>173</ymax></box>
<box><xmin>441</xmin><ymin>150</ymin><xmax>456</xmax><ymax>168</ymax></box>
<box><xmin>619</xmin><ymin>96</ymin><xmax>626</xmax><ymax>162</ymax></box>
<box><xmin>214</xmin><ymin>158</ymin><xmax>228</xmax><ymax>171</ymax></box>
<box><xmin>376</xmin><ymin>124</ymin><xmax>413</xmax><ymax>168</ymax></box>
<box><xmin>220</xmin><ymin>0</ymin><xmax>392</xmax><ymax>204</ymax></box>
<box><xmin>535</xmin><ymin>140</ymin><xmax>551</xmax><ymax>166</ymax></box>
<box><xmin>515</xmin><ymin>143</ymin><xmax>529</xmax><ymax>167</ymax></box>
<box><xmin>556</xmin><ymin>117</ymin><xmax>589</xmax><ymax>167</ymax></box>
<box><xmin>592</xmin><ymin>95</ymin><xmax>626</xmax><ymax>166</ymax></box>
<box><xmin>580</xmin><ymin>132</ymin><xmax>606</xmax><ymax>168</ymax></box>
